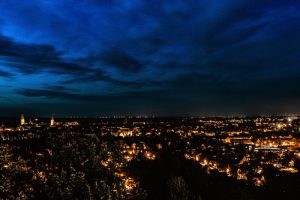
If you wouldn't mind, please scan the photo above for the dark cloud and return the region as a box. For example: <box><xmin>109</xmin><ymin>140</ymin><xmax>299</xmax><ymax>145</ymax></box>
<box><xmin>16</xmin><ymin>88</ymin><xmax>106</xmax><ymax>102</ymax></box>
<box><xmin>0</xmin><ymin>34</ymin><xmax>147</xmax><ymax>90</ymax></box>
<box><xmin>1</xmin><ymin>0</ymin><xmax>300</xmax><ymax>116</ymax></box>
<box><xmin>98</xmin><ymin>49</ymin><xmax>143</xmax><ymax>73</ymax></box>
<box><xmin>0</xmin><ymin>35</ymin><xmax>87</xmax><ymax>75</ymax></box>
<box><xmin>16</xmin><ymin>87</ymin><xmax>163</xmax><ymax>102</ymax></box>
<box><xmin>0</xmin><ymin>69</ymin><xmax>12</xmax><ymax>77</ymax></box>
<box><xmin>14</xmin><ymin>86</ymin><xmax>190</xmax><ymax>116</ymax></box>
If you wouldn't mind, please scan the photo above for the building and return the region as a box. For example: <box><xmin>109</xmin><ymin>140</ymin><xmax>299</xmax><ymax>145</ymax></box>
<box><xmin>20</xmin><ymin>114</ymin><xmax>25</xmax><ymax>125</ymax></box>
<box><xmin>50</xmin><ymin>115</ymin><xmax>55</xmax><ymax>126</ymax></box>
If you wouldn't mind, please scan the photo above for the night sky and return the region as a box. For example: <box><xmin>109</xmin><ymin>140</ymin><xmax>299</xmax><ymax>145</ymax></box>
<box><xmin>1</xmin><ymin>0</ymin><xmax>300</xmax><ymax>117</ymax></box>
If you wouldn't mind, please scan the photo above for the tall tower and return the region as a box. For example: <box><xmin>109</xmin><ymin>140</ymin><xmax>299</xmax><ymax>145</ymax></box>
<box><xmin>20</xmin><ymin>114</ymin><xmax>25</xmax><ymax>125</ymax></box>
<box><xmin>50</xmin><ymin>114</ymin><xmax>55</xmax><ymax>126</ymax></box>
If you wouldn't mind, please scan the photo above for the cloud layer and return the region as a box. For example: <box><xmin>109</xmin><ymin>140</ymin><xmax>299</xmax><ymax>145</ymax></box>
<box><xmin>1</xmin><ymin>0</ymin><xmax>300</xmax><ymax>116</ymax></box>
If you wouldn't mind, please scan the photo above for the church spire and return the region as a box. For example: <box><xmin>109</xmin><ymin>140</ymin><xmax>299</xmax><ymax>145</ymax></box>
<box><xmin>50</xmin><ymin>114</ymin><xmax>55</xmax><ymax>126</ymax></box>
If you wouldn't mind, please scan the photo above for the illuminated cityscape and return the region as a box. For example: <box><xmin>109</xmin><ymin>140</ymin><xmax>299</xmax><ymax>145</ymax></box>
<box><xmin>1</xmin><ymin>115</ymin><xmax>300</xmax><ymax>199</ymax></box>
<box><xmin>1</xmin><ymin>0</ymin><xmax>300</xmax><ymax>199</ymax></box>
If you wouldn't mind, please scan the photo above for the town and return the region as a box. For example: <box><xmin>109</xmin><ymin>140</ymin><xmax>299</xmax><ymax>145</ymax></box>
<box><xmin>1</xmin><ymin>115</ymin><xmax>300</xmax><ymax>199</ymax></box>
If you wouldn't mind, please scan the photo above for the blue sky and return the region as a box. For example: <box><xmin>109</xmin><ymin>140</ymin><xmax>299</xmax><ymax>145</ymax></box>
<box><xmin>1</xmin><ymin>0</ymin><xmax>300</xmax><ymax>116</ymax></box>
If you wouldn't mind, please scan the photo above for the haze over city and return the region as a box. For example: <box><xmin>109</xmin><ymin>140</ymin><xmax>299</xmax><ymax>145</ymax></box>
<box><xmin>1</xmin><ymin>0</ymin><xmax>300</xmax><ymax>116</ymax></box>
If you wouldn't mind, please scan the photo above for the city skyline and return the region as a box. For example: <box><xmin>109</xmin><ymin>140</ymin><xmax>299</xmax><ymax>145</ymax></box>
<box><xmin>1</xmin><ymin>114</ymin><xmax>300</xmax><ymax>199</ymax></box>
<box><xmin>1</xmin><ymin>1</ymin><xmax>300</xmax><ymax>116</ymax></box>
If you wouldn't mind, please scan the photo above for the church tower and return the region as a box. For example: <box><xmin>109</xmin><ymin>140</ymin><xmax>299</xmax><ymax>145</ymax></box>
<box><xmin>20</xmin><ymin>114</ymin><xmax>25</xmax><ymax>125</ymax></box>
<box><xmin>50</xmin><ymin>114</ymin><xmax>55</xmax><ymax>126</ymax></box>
